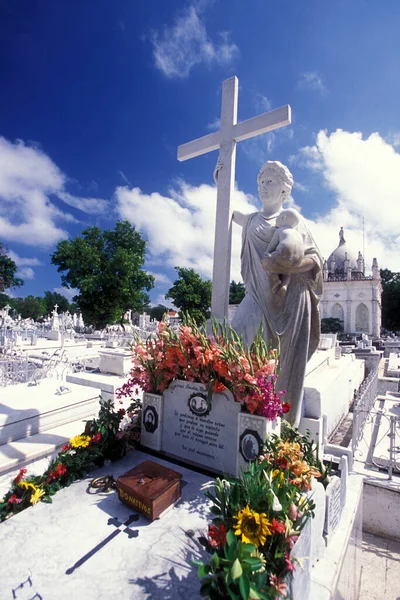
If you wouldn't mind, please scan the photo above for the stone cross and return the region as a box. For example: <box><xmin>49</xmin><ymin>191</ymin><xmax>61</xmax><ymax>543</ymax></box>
<box><xmin>177</xmin><ymin>75</ymin><xmax>291</xmax><ymax>319</ymax></box>
<box><xmin>53</xmin><ymin>303</ymin><xmax>58</xmax><ymax>313</ymax></box>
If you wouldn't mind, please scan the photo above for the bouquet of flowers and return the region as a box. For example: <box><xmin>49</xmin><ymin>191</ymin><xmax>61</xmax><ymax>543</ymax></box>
<box><xmin>194</xmin><ymin>426</ymin><xmax>323</xmax><ymax>599</ymax></box>
<box><xmin>117</xmin><ymin>318</ymin><xmax>289</xmax><ymax>418</ymax></box>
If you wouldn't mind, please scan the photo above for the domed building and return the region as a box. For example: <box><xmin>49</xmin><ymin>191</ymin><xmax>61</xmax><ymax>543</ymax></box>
<box><xmin>320</xmin><ymin>227</ymin><xmax>382</xmax><ymax>336</ymax></box>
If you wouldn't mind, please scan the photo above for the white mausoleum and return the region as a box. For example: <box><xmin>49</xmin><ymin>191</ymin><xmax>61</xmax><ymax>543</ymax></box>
<box><xmin>320</xmin><ymin>228</ymin><xmax>382</xmax><ymax>336</ymax></box>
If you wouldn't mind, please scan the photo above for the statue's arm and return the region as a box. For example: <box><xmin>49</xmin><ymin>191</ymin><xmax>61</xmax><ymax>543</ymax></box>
<box><xmin>232</xmin><ymin>211</ymin><xmax>248</xmax><ymax>227</ymax></box>
<box><xmin>266</xmin><ymin>229</ymin><xmax>280</xmax><ymax>253</ymax></box>
<box><xmin>261</xmin><ymin>255</ymin><xmax>316</xmax><ymax>275</ymax></box>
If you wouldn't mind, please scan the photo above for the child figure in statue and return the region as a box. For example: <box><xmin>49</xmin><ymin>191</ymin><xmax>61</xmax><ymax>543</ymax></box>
<box><xmin>261</xmin><ymin>208</ymin><xmax>304</xmax><ymax>297</ymax></box>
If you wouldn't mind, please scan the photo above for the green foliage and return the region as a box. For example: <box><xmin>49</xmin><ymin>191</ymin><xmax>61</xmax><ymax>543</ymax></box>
<box><xmin>43</xmin><ymin>290</ymin><xmax>71</xmax><ymax>315</ymax></box>
<box><xmin>84</xmin><ymin>398</ymin><xmax>141</xmax><ymax>461</ymax></box>
<box><xmin>10</xmin><ymin>295</ymin><xmax>47</xmax><ymax>320</ymax></box>
<box><xmin>0</xmin><ymin>243</ymin><xmax>23</xmax><ymax>292</ymax></box>
<box><xmin>51</xmin><ymin>220</ymin><xmax>154</xmax><ymax>329</ymax></box>
<box><xmin>321</xmin><ymin>317</ymin><xmax>343</xmax><ymax>333</ymax></box>
<box><xmin>229</xmin><ymin>281</ymin><xmax>246</xmax><ymax>305</ymax></box>
<box><xmin>166</xmin><ymin>267</ymin><xmax>211</xmax><ymax>324</ymax></box>
<box><xmin>0</xmin><ymin>397</ymin><xmax>142</xmax><ymax>523</ymax></box>
<box><xmin>380</xmin><ymin>268</ymin><xmax>400</xmax><ymax>331</ymax></box>
<box><xmin>196</xmin><ymin>425</ymin><xmax>329</xmax><ymax>599</ymax></box>
<box><xmin>148</xmin><ymin>304</ymin><xmax>169</xmax><ymax>322</ymax></box>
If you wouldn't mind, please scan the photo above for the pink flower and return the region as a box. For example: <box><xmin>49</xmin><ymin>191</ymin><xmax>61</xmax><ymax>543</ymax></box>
<box><xmin>284</xmin><ymin>551</ymin><xmax>295</xmax><ymax>573</ymax></box>
<box><xmin>288</xmin><ymin>503</ymin><xmax>298</xmax><ymax>522</ymax></box>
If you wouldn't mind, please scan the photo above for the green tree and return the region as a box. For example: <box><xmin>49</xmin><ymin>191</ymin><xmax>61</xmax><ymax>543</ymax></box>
<box><xmin>0</xmin><ymin>244</ymin><xmax>23</xmax><ymax>292</ymax></box>
<box><xmin>43</xmin><ymin>291</ymin><xmax>71</xmax><ymax>315</ymax></box>
<box><xmin>380</xmin><ymin>268</ymin><xmax>400</xmax><ymax>331</ymax></box>
<box><xmin>148</xmin><ymin>304</ymin><xmax>169</xmax><ymax>322</ymax></box>
<box><xmin>166</xmin><ymin>267</ymin><xmax>211</xmax><ymax>324</ymax></box>
<box><xmin>321</xmin><ymin>317</ymin><xmax>344</xmax><ymax>334</ymax></box>
<box><xmin>229</xmin><ymin>280</ymin><xmax>246</xmax><ymax>305</ymax></box>
<box><xmin>10</xmin><ymin>296</ymin><xmax>46</xmax><ymax>320</ymax></box>
<box><xmin>51</xmin><ymin>221</ymin><xmax>154</xmax><ymax>329</ymax></box>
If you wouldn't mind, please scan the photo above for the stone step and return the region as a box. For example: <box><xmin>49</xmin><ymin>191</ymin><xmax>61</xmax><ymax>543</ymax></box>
<box><xmin>0</xmin><ymin>379</ymin><xmax>100</xmax><ymax>446</ymax></box>
<box><xmin>0</xmin><ymin>418</ymin><xmax>89</xmax><ymax>492</ymax></box>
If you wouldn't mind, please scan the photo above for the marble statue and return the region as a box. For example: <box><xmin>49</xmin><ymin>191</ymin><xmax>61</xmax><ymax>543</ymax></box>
<box><xmin>261</xmin><ymin>207</ymin><xmax>304</xmax><ymax>297</ymax></box>
<box><xmin>231</xmin><ymin>161</ymin><xmax>323</xmax><ymax>426</ymax></box>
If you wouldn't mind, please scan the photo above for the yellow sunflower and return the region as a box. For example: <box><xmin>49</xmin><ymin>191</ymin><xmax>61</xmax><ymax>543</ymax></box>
<box><xmin>70</xmin><ymin>435</ymin><xmax>91</xmax><ymax>448</ymax></box>
<box><xmin>233</xmin><ymin>505</ymin><xmax>271</xmax><ymax>547</ymax></box>
<box><xmin>30</xmin><ymin>488</ymin><xmax>45</xmax><ymax>505</ymax></box>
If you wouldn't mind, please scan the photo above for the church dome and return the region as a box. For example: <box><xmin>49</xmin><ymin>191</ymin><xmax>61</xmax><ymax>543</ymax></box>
<box><xmin>327</xmin><ymin>227</ymin><xmax>358</xmax><ymax>272</ymax></box>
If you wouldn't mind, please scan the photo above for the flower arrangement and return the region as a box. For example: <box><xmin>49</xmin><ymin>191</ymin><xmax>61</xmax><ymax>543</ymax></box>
<box><xmin>0</xmin><ymin>398</ymin><xmax>141</xmax><ymax>523</ymax></box>
<box><xmin>194</xmin><ymin>425</ymin><xmax>325</xmax><ymax>599</ymax></box>
<box><xmin>117</xmin><ymin>318</ymin><xmax>289</xmax><ymax>418</ymax></box>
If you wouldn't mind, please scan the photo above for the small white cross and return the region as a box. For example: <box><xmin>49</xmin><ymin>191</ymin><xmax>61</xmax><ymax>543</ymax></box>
<box><xmin>178</xmin><ymin>76</ymin><xmax>291</xmax><ymax>319</ymax></box>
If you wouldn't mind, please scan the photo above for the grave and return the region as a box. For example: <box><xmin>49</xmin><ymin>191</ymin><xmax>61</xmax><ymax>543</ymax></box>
<box><xmin>98</xmin><ymin>348</ymin><xmax>133</xmax><ymax>376</ymax></box>
<box><xmin>141</xmin><ymin>380</ymin><xmax>280</xmax><ymax>477</ymax></box>
<box><xmin>299</xmin><ymin>352</ymin><xmax>365</xmax><ymax>447</ymax></box>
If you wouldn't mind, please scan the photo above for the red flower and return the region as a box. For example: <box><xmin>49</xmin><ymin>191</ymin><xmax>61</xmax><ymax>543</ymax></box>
<box><xmin>270</xmin><ymin>518</ymin><xmax>286</xmax><ymax>534</ymax></box>
<box><xmin>213</xmin><ymin>381</ymin><xmax>226</xmax><ymax>394</ymax></box>
<box><xmin>208</xmin><ymin>523</ymin><xmax>227</xmax><ymax>548</ymax></box>
<box><xmin>8</xmin><ymin>494</ymin><xmax>22</xmax><ymax>505</ymax></box>
<box><xmin>91</xmin><ymin>433</ymin><xmax>101</xmax><ymax>444</ymax></box>
<box><xmin>54</xmin><ymin>464</ymin><xmax>67</xmax><ymax>477</ymax></box>
<box><xmin>61</xmin><ymin>443</ymin><xmax>71</xmax><ymax>452</ymax></box>
<box><xmin>284</xmin><ymin>551</ymin><xmax>295</xmax><ymax>573</ymax></box>
<box><xmin>13</xmin><ymin>468</ymin><xmax>27</xmax><ymax>484</ymax></box>
<box><xmin>275</xmin><ymin>457</ymin><xmax>288</xmax><ymax>470</ymax></box>
<box><xmin>281</xmin><ymin>402</ymin><xmax>291</xmax><ymax>414</ymax></box>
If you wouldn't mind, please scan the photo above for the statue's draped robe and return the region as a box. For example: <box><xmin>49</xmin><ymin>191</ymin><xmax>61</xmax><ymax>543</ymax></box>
<box><xmin>231</xmin><ymin>211</ymin><xmax>323</xmax><ymax>426</ymax></box>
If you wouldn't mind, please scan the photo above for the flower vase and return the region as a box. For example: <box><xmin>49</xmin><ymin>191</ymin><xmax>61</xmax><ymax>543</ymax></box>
<box><xmin>141</xmin><ymin>392</ymin><xmax>164</xmax><ymax>451</ymax></box>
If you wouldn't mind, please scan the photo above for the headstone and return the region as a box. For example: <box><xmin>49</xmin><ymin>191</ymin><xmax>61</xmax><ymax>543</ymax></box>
<box><xmin>308</xmin><ymin>481</ymin><xmax>326</xmax><ymax>567</ymax></box>
<box><xmin>162</xmin><ymin>380</ymin><xmax>240</xmax><ymax>475</ymax></box>
<box><xmin>290</xmin><ymin>516</ymin><xmax>311</xmax><ymax>600</ymax></box>
<box><xmin>339</xmin><ymin>455</ymin><xmax>348</xmax><ymax>511</ymax></box>
<box><xmin>324</xmin><ymin>475</ymin><xmax>342</xmax><ymax>543</ymax></box>
<box><xmin>99</xmin><ymin>349</ymin><xmax>132</xmax><ymax>376</ymax></box>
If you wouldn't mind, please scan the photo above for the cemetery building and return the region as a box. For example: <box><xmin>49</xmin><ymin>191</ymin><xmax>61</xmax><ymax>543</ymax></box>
<box><xmin>320</xmin><ymin>227</ymin><xmax>382</xmax><ymax>336</ymax></box>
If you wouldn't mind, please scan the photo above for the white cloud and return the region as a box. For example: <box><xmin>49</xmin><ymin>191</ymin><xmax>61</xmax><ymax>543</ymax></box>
<box><xmin>207</xmin><ymin>117</ymin><xmax>221</xmax><ymax>131</ymax></box>
<box><xmin>116</xmin><ymin>180</ymin><xmax>258</xmax><ymax>283</ymax></box>
<box><xmin>7</xmin><ymin>250</ymin><xmax>42</xmax><ymax>267</ymax></box>
<box><xmin>16</xmin><ymin>266</ymin><xmax>35</xmax><ymax>280</ymax></box>
<box><xmin>297</xmin><ymin>71</ymin><xmax>327</xmax><ymax>95</ymax></box>
<box><xmin>151</xmin><ymin>4</ymin><xmax>239</xmax><ymax>78</ymax></box>
<box><xmin>0</xmin><ymin>137</ymin><xmax>108</xmax><ymax>247</ymax></box>
<box><xmin>57</xmin><ymin>192</ymin><xmax>108</xmax><ymax>215</ymax></box>
<box><xmin>293</xmin><ymin>129</ymin><xmax>400</xmax><ymax>270</ymax></box>
<box><xmin>152</xmin><ymin>294</ymin><xmax>177</xmax><ymax>309</ymax></box>
<box><xmin>386</xmin><ymin>131</ymin><xmax>400</xmax><ymax>148</ymax></box>
<box><xmin>148</xmin><ymin>271</ymin><xmax>173</xmax><ymax>287</ymax></box>
<box><xmin>253</xmin><ymin>93</ymin><xmax>272</xmax><ymax>112</ymax></box>
<box><xmin>53</xmin><ymin>287</ymin><xmax>78</xmax><ymax>301</ymax></box>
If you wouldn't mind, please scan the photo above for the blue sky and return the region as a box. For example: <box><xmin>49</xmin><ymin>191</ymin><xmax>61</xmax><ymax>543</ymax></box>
<box><xmin>1</xmin><ymin>0</ymin><xmax>400</xmax><ymax>307</ymax></box>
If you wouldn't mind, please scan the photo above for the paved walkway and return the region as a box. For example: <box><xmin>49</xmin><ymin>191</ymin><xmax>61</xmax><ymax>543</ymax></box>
<box><xmin>360</xmin><ymin>532</ymin><xmax>400</xmax><ymax>599</ymax></box>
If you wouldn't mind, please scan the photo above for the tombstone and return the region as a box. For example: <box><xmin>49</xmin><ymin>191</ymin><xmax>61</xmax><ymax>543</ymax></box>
<box><xmin>308</xmin><ymin>480</ymin><xmax>326</xmax><ymax>567</ymax></box>
<box><xmin>339</xmin><ymin>455</ymin><xmax>348</xmax><ymax>511</ymax></box>
<box><xmin>141</xmin><ymin>380</ymin><xmax>279</xmax><ymax>477</ymax></box>
<box><xmin>98</xmin><ymin>348</ymin><xmax>133</xmax><ymax>376</ymax></box>
<box><xmin>324</xmin><ymin>475</ymin><xmax>342</xmax><ymax>543</ymax></box>
<box><xmin>289</xmin><ymin>516</ymin><xmax>311</xmax><ymax>600</ymax></box>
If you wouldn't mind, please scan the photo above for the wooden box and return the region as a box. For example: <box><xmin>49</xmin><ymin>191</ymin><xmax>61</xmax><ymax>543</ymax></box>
<box><xmin>116</xmin><ymin>460</ymin><xmax>182</xmax><ymax>521</ymax></box>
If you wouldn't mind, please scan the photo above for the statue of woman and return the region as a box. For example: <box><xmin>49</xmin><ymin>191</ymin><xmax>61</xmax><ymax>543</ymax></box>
<box><xmin>231</xmin><ymin>161</ymin><xmax>323</xmax><ymax>427</ymax></box>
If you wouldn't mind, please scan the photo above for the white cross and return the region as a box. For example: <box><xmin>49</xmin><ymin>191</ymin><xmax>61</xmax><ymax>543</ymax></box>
<box><xmin>53</xmin><ymin>304</ymin><xmax>58</xmax><ymax>312</ymax></box>
<box><xmin>177</xmin><ymin>76</ymin><xmax>291</xmax><ymax>320</ymax></box>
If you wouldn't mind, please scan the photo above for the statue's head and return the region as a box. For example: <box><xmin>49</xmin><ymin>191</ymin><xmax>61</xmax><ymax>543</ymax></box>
<box><xmin>257</xmin><ymin>161</ymin><xmax>294</xmax><ymax>206</ymax></box>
